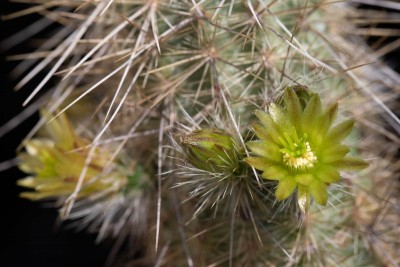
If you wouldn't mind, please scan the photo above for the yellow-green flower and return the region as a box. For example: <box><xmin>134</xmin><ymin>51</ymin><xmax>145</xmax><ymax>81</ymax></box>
<box><xmin>244</xmin><ymin>87</ymin><xmax>368</xmax><ymax>211</ymax></box>
<box><xmin>18</xmin><ymin>111</ymin><xmax>127</xmax><ymax>200</ymax></box>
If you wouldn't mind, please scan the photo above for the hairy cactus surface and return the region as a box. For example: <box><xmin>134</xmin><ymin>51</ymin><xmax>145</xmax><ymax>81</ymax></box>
<box><xmin>2</xmin><ymin>0</ymin><xmax>400</xmax><ymax>266</ymax></box>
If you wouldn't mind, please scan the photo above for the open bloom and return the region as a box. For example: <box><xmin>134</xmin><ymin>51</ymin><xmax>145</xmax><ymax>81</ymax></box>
<box><xmin>18</xmin><ymin>111</ymin><xmax>127</xmax><ymax>200</ymax></box>
<box><xmin>244</xmin><ymin>87</ymin><xmax>368</xmax><ymax>211</ymax></box>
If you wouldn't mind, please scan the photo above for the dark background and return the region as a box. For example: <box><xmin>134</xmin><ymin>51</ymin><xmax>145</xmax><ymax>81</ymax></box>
<box><xmin>0</xmin><ymin>1</ymin><xmax>109</xmax><ymax>267</ymax></box>
<box><xmin>0</xmin><ymin>1</ymin><xmax>399</xmax><ymax>267</ymax></box>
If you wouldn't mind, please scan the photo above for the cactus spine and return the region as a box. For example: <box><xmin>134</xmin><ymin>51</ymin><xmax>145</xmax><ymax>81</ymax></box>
<box><xmin>5</xmin><ymin>0</ymin><xmax>400</xmax><ymax>266</ymax></box>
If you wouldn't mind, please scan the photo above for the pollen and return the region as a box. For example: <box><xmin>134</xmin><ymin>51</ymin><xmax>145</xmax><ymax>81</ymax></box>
<box><xmin>282</xmin><ymin>142</ymin><xmax>317</xmax><ymax>170</ymax></box>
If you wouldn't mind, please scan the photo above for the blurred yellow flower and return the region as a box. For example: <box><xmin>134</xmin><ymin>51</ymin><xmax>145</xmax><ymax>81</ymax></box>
<box><xmin>18</xmin><ymin>111</ymin><xmax>126</xmax><ymax>201</ymax></box>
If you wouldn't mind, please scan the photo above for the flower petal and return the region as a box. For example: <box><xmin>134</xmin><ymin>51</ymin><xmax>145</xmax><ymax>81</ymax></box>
<box><xmin>315</xmin><ymin>165</ymin><xmax>340</xmax><ymax>183</ymax></box>
<box><xmin>254</xmin><ymin>110</ymin><xmax>282</xmax><ymax>143</ymax></box>
<box><xmin>284</xmin><ymin>87</ymin><xmax>303</xmax><ymax>128</ymax></box>
<box><xmin>331</xmin><ymin>156</ymin><xmax>369</xmax><ymax>170</ymax></box>
<box><xmin>326</xmin><ymin>120</ymin><xmax>354</xmax><ymax>144</ymax></box>
<box><xmin>268</xmin><ymin>104</ymin><xmax>284</xmax><ymax>123</ymax></box>
<box><xmin>251</xmin><ymin>123</ymin><xmax>272</xmax><ymax>141</ymax></box>
<box><xmin>18</xmin><ymin>153</ymin><xmax>44</xmax><ymax>174</ymax></box>
<box><xmin>243</xmin><ymin>156</ymin><xmax>272</xmax><ymax>171</ymax></box>
<box><xmin>294</xmin><ymin>173</ymin><xmax>314</xmax><ymax>186</ymax></box>
<box><xmin>261</xmin><ymin>165</ymin><xmax>288</xmax><ymax>180</ymax></box>
<box><xmin>17</xmin><ymin>176</ymin><xmax>37</xmax><ymax>188</ymax></box>
<box><xmin>41</xmin><ymin>111</ymin><xmax>75</xmax><ymax>151</ymax></box>
<box><xmin>268</xmin><ymin>104</ymin><xmax>291</xmax><ymax>132</ymax></box>
<box><xmin>321</xmin><ymin>102</ymin><xmax>338</xmax><ymax>130</ymax></box>
<box><xmin>309</xmin><ymin>180</ymin><xmax>328</xmax><ymax>205</ymax></box>
<box><xmin>275</xmin><ymin>177</ymin><xmax>297</xmax><ymax>200</ymax></box>
<box><xmin>320</xmin><ymin>145</ymin><xmax>350</xmax><ymax>163</ymax></box>
<box><xmin>246</xmin><ymin>141</ymin><xmax>281</xmax><ymax>162</ymax></box>
<box><xmin>303</xmin><ymin>94</ymin><xmax>322</xmax><ymax>130</ymax></box>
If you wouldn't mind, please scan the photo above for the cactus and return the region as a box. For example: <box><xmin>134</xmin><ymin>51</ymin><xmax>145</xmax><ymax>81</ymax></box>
<box><xmin>3</xmin><ymin>0</ymin><xmax>400</xmax><ymax>266</ymax></box>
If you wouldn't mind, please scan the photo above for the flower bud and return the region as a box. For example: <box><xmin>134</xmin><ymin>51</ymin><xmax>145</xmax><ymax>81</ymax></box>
<box><xmin>179</xmin><ymin>129</ymin><xmax>241</xmax><ymax>175</ymax></box>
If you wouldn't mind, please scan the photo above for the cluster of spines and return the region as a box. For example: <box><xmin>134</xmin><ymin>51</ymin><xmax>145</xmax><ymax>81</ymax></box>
<box><xmin>8</xmin><ymin>0</ymin><xmax>400</xmax><ymax>266</ymax></box>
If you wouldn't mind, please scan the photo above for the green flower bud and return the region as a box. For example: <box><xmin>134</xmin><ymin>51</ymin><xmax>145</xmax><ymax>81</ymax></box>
<box><xmin>180</xmin><ymin>129</ymin><xmax>241</xmax><ymax>175</ymax></box>
<box><xmin>245</xmin><ymin>87</ymin><xmax>368</xmax><ymax>212</ymax></box>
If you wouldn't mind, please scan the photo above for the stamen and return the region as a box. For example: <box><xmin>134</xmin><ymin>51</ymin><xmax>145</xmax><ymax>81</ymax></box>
<box><xmin>281</xmin><ymin>141</ymin><xmax>317</xmax><ymax>170</ymax></box>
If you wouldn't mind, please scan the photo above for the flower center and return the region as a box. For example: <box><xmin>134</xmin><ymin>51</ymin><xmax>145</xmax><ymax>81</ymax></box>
<box><xmin>279</xmin><ymin>132</ymin><xmax>317</xmax><ymax>170</ymax></box>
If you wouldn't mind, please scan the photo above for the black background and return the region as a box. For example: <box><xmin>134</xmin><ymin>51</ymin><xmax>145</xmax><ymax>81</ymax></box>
<box><xmin>0</xmin><ymin>1</ymin><xmax>399</xmax><ymax>267</ymax></box>
<box><xmin>0</xmin><ymin>1</ymin><xmax>109</xmax><ymax>266</ymax></box>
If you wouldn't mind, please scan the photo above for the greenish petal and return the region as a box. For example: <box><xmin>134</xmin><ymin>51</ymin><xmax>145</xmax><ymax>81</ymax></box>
<box><xmin>254</xmin><ymin>110</ymin><xmax>272</xmax><ymax>127</ymax></box>
<box><xmin>297</xmin><ymin>185</ymin><xmax>311</xmax><ymax>213</ymax></box>
<box><xmin>251</xmin><ymin>123</ymin><xmax>272</xmax><ymax>141</ymax></box>
<box><xmin>25</xmin><ymin>140</ymin><xmax>55</xmax><ymax>157</ymax></box>
<box><xmin>18</xmin><ymin>153</ymin><xmax>44</xmax><ymax>174</ymax></box>
<box><xmin>275</xmin><ymin>177</ymin><xmax>297</xmax><ymax>200</ymax></box>
<box><xmin>261</xmin><ymin>173</ymin><xmax>281</xmax><ymax>181</ymax></box>
<box><xmin>19</xmin><ymin>192</ymin><xmax>50</xmax><ymax>201</ymax></box>
<box><xmin>320</xmin><ymin>145</ymin><xmax>350</xmax><ymax>163</ymax></box>
<box><xmin>284</xmin><ymin>87</ymin><xmax>303</xmax><ymax>128</ymax></box>
<box><xmin>322</xmin><ymin>102</ymin><xmax>338</xmax><ymax>130</ymax></box>
<box><xmin>309</xmin><ymin>180</ymin><xmax>328</xmax><ymax>205</ymax></box>
<box><xmin>268</xmin><ymin>104</ymin><xmax>284</xmax><ymax>123</ymax></box>
<box><xmin>313</xmin><ymin>103</ymin><xmax>339</xmax><ymax>140</ymax></box>
<box><xmin>41</xmin><ymin>111</ymin><xmax>75</xmax><ymax>151</ymax></box>
<box><xmin>17</xmin><ymin>176</ymin><xmax>37</xmax><ymax>188</ymax></box>
<box><xmin>261</xmin><ymin>165</ymin><xmax>288</xmax><ymax>180</ymax></box>
<box><xmin>268</xmin><ymin>104</ymin><xmax>291</xmax><ymax>132</ymax></box>
<box><xmin>294</xmin><ymin>173</ymin><xmax>314</xmax><ymax>186</ymax></box>
<box><xmin>315</xmin><ymin>165</ymin><xmax>340</xmax><ymax>183</ymax></box>
<box><xmin>254</xmin><ymin>110</ymin><xmax>282</xmax><ymax>144</ymax></box>
<box><xmin>243</xmin><ymin>156</ymin><xmax>272</xmax><ymax>171</ymax></box>
<box><xmin>326</xmin><ymin>120</ymin><xmax>354</xmax><ymax>144</ymax></box>
<box><xmin>331</xmin><ymin>156</ymin><xmax>369</xmax><ymax>170</ymax></box>
<box><xmin>36</xmin><ymin>181</ymin><xmax>73</xmax><ymax>191</ymax></box>
<box><xmin>246</xmin><ymin>141</ymin><xmax>281</xmax><ymax>162</ymax></box>
<box><xmin>303</xmin><ymin>94</ymin><xmax>322</xmax><ymax>130</ymax></box>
